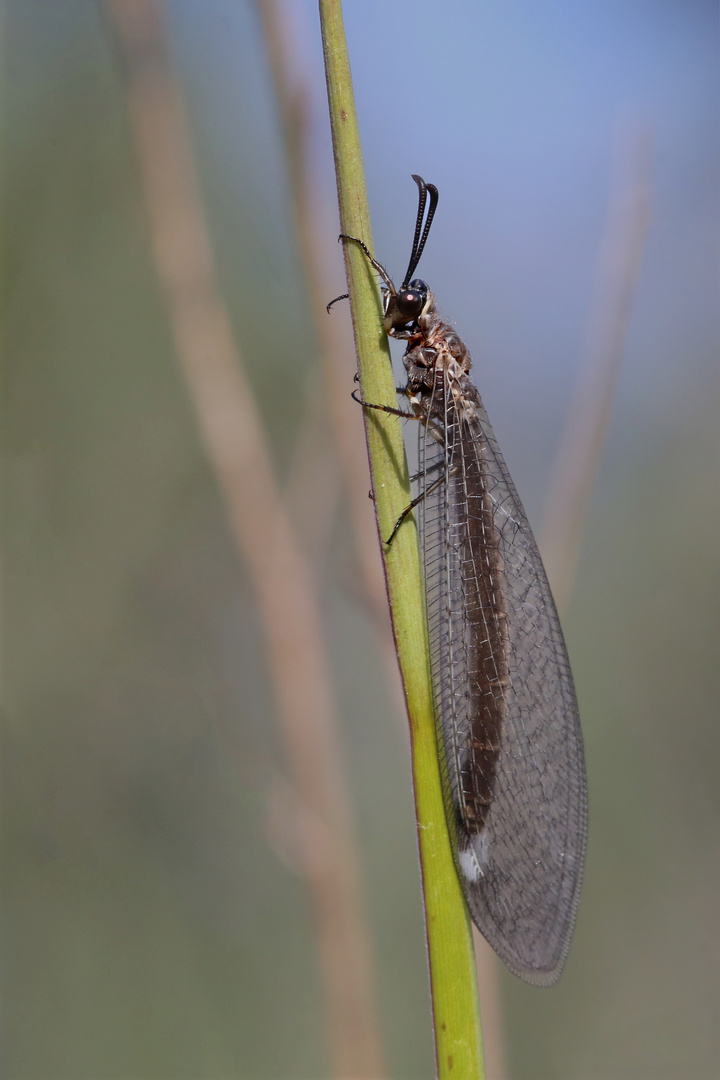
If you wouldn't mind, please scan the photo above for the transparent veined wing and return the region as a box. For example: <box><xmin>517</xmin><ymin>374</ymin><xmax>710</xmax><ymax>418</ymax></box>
<box><xmin>419</xmin><ymin>369</ymin><xmax>587</xmax><ymax>986</ymax></box>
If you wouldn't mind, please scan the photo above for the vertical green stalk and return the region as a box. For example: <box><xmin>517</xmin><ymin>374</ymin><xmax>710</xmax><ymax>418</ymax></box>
<box><xmin>318</xmin><ymin>3</ymin><xmax>486</xmax><ymax>1077</ymax></box>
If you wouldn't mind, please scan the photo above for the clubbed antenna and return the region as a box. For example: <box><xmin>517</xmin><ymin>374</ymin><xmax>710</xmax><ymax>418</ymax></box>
<box><xmin>401</xmin><ymin>174</ymin><xmax>439</xmax><ymax>287</ymax></box>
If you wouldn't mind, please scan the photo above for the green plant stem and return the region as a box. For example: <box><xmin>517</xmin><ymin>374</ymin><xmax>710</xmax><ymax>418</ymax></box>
<box><xmin>318</xmin><ymin>3</ymin><xmax>486</xmax><ymax>1077</ymax></box>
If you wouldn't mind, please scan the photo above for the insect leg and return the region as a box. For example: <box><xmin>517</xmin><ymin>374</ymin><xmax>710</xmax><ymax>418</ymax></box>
<box><xmin>351</xmin><ymin>385</ymin><xmax>448</xmax><ymax>544</ymax></box>
<box><xmin>350</xmin><ymin>388</ymin><xmax>419</xmax><ymax>420</ymax></box>
<box><xmin>409</xmin><ymin>458</ymin><xmax>445</xmax><ymax>483</ymax></box>
<box><xmin>385</xmin><ymin>472</ymin><xmax>446</xmax><ymax>547</ymax></box>
<box><xmin>338</xmin><ymin>235</ymin><xmax>396</xmax><ymax>293</ymax></box>
<box><xmin>326</xmin><ymin>293</ymin><xmax>349</xmax><ymax>312</ymax></box>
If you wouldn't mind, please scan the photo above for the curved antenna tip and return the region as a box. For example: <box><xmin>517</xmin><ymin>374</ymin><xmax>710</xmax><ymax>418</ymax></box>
<box><xmin>402</xmin><ymin>174</ymin><xmax>439</xmax><ymax>287</ymax></box>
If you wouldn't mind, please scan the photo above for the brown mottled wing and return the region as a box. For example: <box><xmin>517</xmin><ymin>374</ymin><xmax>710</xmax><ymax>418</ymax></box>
<box><xmin>419</xmin><ymin>371</ymin><xmax>587</xmax><ymax>986</ymax></box>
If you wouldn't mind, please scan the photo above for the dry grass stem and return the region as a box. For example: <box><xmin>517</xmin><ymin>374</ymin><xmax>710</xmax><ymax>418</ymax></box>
<box><xmin>256</xmin><ymin>0</ymin><xmax>396</xmax><ymax>647</ymax></box>
<box><xmin>105</xmin><ymin>1</ymin><xmax>384</xmax><ymax>1074</ymax></box>
<box><xmin>473</xmin><ymin>931</ymin><xmax>509</xmax><ymax>1080</ymax></box>
<box><xmin>542</xmin><ymin>127</ymin><xmax>653</xmax><ymax>611</ymax></box>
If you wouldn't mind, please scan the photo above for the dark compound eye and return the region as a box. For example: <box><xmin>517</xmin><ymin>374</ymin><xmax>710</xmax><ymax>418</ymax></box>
<box><xmin>395</xmin><ymin>279</ymin><xmax>429</xmax><ymax>322</ymax></box>
<box><xmin>395</xmin><ymin>289</ymin><xmax>423</xmax><ymax>320</ymax></box>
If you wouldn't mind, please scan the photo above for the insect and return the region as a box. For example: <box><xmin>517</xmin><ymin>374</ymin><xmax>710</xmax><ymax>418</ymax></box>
<box><xmin>333</xmin><ymin>175</ymin><xmax>588</xmax><ymax>985</ymax></box>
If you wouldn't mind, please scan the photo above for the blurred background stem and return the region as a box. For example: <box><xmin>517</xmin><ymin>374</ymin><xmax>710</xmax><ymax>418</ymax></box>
<box><xmin>103</xmin><ymin>1</ymin><xmax>384</xmax><ymax>1075</ymax></box>
<box><xmin>472</xmin><ymin>123</ymin><xmax>653</xmax><ymax>1080</ymax></box>
<box><xmin>541</xmin><ymin>126</ymin><xmax>653</xmax><ymax>613</ymax></box>
<box><xmin>254</xmin><ymin>0</ymin><xmax>403</xmax><ymax>696</ymax></box>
